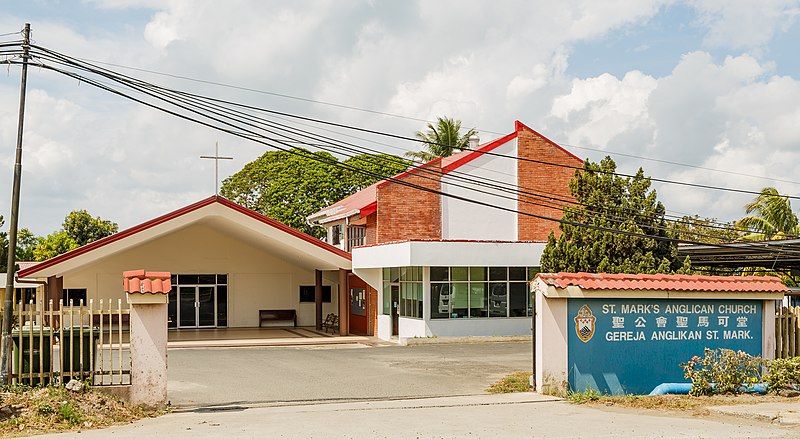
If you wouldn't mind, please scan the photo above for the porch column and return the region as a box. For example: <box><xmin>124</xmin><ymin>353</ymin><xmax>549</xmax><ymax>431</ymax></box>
<box><xmin>46</xmin><ymin>276</ymin><xmax>63</xmax><ymax>327</ymax></box>
<box><xmin>339</xmin><ymin>268</ymin><xmax>349</xmax><ymax>336</ymax></box>
<box><xmin>315</xmin><ymin>270</ymin><xmax>323</xmax><ymax>330</ymax></box>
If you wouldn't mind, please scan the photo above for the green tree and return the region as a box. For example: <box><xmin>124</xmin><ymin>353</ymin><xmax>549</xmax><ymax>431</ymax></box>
<box><xmin>736</xmin><ymin>187</ymin><xmax>799</xmax><ymax>241</ymax></box>
<box><xmin>0</xmin><ymin>215</ymin><xmax>39</xmax><ymax>271</ymax></box>
<box><xmin>33</xmin><ymin>231</ymin><xmax>79</xmax><ymax>261</ymax></box>
<box><xmin>405</xmin><ymin>116</ymin><xmax>478</xmax><ymax>162</ymax></box>
<box><xmin>62</xmin><ymin>210</ymin><xmax>119</xmax><ymax>246</ymax></box>
<box><xmin>221</xmin><ymin>150</ymin><xmax>409</xmax><ymax>238</ymax></box>
<box><xmin>669</xmin><ymin>215</ymin><xmax>741</xmax><ymax>244</ymax></box>
<box><xmin>541</xmin><ymin>156</ymin><xmax>685</xmax><ymax>274</ymax></box>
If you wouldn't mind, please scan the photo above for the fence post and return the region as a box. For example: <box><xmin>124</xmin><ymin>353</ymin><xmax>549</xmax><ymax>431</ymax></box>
<box><xmin>124</xmin><ymin>270</ymin><xmax>170</xmax><ymax>407</ymax></box>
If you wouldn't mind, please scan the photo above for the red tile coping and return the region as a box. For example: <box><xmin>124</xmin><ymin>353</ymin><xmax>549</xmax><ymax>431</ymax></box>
<box><xmin>536</xmin><ymin>272</ymin><xmax>789</xmax><ymax>292</ymax></box>
<box><xmin>352</xmin><ymin>238</ymin><xmax>548</xmax><ymax>249</ymax></box>
<box><xmin>123</xmin><ymin>270</ymin><xmax>172</xmax><ymax>294</ymax></box>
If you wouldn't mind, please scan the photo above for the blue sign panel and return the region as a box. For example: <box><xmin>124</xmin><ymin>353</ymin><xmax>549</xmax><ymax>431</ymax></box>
<box><xmin>567</xmin><ymin>299</ymin><xmax>763</xmax><ymax>395</ymax></box>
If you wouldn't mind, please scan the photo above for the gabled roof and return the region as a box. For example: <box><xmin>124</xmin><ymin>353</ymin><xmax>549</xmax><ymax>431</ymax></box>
<box><xmin>308</xmin><ymin>120</ymin><xmax>580</xmax><ymax>223</ymax></box>
<box><xmin>536</xmin><ymin>272</ymin><xmax>788</xmax><ymax>293</ymax></box>
<box><xmin>19</xmin><ymin>196</ymin><xmax>351</xmax><ymax>278</ymax></box>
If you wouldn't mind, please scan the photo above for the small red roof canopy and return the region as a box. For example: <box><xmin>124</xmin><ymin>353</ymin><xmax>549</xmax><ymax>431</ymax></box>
<box><xmin>536</xmin><ymin>272</ymin><xmax>788</xmax><ymax>293</ymax></box>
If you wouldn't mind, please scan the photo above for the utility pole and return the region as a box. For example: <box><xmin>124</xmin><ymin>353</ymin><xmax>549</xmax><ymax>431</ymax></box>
<box><xmin>1</xmin><ymin>23</ymin><xmax>31</xmax><ymax>385</ymax></box>
<box><xmin>200</xmin><ymin>142</ymin><xmax>233</xmax><ymax>196</ymax></box>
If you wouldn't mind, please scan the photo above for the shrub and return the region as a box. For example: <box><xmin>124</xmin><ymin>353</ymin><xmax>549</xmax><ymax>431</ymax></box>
<box><xmin>680</xmin><ymin>348</ymin><xmax>764</xmax><ymax>396</ymax></box>
<box><xmin>567</xmin><ymin>387</ymin><xmax>601</xmax><ymax>404</ymax></box>
<box><xmin>765</xmin><ymin>357</ymin><xmax>800</xmax><ymax>392</ymax></box>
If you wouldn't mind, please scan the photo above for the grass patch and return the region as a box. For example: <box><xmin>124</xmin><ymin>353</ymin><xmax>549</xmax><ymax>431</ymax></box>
<box><xmin>567</xmin><ymin>392</ymin><xmax>789</xmax><ymax>414</ymax></box>
<box><xmin>0</xmin><ymin>384</ymin><xmax>164</xmax><ymax>437</ymax></box>
<box><xmin>567</xmin><ymin>388</ymin><xmax>601</xmax><ymax>404</ymax></box>
<box><xmin>487</xmin><ymin>371</ymin><xmax>531</xmax><ymax>393</ymax></box>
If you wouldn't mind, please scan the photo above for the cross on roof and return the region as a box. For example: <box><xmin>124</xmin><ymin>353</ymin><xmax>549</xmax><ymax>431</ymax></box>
<box><xmin>200</xmin><ymin>142</ymin><xmax>233</xmax><ymax>195</ymax></box>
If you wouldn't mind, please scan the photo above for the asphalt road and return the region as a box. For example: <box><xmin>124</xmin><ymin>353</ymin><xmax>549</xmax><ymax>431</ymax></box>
<box><xmin>167</xmin><ymin>341</ymin><xmax>533</xmax><ymax>408</ymax></box>
<box><xmin>36</xmin><ymin>393</ymin><xmax>797</xmax><ymax>439</ymax></box>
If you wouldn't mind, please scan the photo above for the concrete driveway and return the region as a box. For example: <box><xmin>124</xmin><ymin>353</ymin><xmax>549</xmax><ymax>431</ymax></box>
<box><xmin>167</xmin><ymin>341</ymin><xmax>532</xmax><ymax>408</ymax></box>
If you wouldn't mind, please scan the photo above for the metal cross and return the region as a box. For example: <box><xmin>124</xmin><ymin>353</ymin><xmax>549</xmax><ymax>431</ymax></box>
<box><xmin>200</xmin><ymin>142</ymin><xmax>233</xmax><ymax>196</ymax></box>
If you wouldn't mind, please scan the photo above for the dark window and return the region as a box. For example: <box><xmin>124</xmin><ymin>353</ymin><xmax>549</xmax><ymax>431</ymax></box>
<box><xmin>430</xmin><ymin>267</ymin><xmax>449</xmax><ymax>282</ymax></box>
<box><xmin>299</xmin><ymin>285</ymin><xmax>332</xmax><ymax>303</ymax></box>
<box><xmin>197</xmin><ymin>274</ymin><xmax>216</xmax><ymax>285</ymax></box>
<box><xmin>62</xmin><ymin>288</ymin><xmax>87</xmax><ymax>306</ymax></box>
<box><xmin>178</xmin><ymin>274</ymin><xmax>199</xmax><ymax>285</ymax></box>
<box><xmin>216</xmin><ymin>286</ymin><xmax>228</xmax><ymax>326</ymax></box>
<box><xmin>509</xmin><ymin>267</ymin><xmax>527</xmax><ymax>281</ymax></box>
<box><xmin>331</xmin><ymin>225</ymin><xmax>342</xmax><ymax>246</ymax></box>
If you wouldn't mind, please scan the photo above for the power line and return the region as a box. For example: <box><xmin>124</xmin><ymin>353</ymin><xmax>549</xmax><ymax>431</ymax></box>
<box><xmin>20</xmin><ymin>46</ymin><xmax>796</xmax><ymax>246</ymax></box>
<box><xmin>24</xmin><ymin>47</ymin><xmax>800</xmax><ymax>255</ymax></box>
<box><xmin>50</xmin><ymin>53</ymin><xmax>800</xmax><ymax>187</ymax></box>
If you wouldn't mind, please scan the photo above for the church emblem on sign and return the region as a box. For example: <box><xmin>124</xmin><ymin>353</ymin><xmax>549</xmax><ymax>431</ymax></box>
<box><xmin>574</xmin><ymin>304</ymin><xmax>596</xmax><ymax>343</ymax></box>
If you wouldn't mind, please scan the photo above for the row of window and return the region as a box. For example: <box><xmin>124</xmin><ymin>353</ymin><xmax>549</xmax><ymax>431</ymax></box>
<box><xmin>382</xmin><ymin>266</ymin><xmax>539</xmax><ymax>320</ymax></box>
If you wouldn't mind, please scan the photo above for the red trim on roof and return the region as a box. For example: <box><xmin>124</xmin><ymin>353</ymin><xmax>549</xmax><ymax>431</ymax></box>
<box><xmin>441</xmin><ymin>131</ymin><xmax>517</xmax><ymax>174</ymax></box>
<box><xmin>354</xmin><ymin>239</ymin><xmax>547</xmax><ymax>249</ymax></box>
<box><xmin>535</xmin><ymin>272</ymin><xmax>788</xmax><ymax>292</ymax></box>
<box><xmin>515</xmin><ymin>120</ymin><xmax>583</xmax><ymax>163</ymax></box>
<box><xmin>359</xmin><ymin>202</ymin><xmax>377</xmax><ymax>218</ymax></box>
<box><xmin>19</xmin><ymin>196</ymin><xmax>350</xmax><ymax>278</ymax></box>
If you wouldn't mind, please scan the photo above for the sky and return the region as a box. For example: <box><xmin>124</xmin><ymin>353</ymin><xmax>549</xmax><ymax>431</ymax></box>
<box><xmin>1</xmin><ymin>0</ymin><xmax>800</xmax><ymax>236</ymax></box>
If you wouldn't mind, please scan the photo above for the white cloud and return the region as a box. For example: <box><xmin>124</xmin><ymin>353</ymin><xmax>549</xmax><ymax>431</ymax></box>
<box><xmin>689</xmin><ymin>0</ymin><xmax>800</xmax><ymax>49</ymax></box>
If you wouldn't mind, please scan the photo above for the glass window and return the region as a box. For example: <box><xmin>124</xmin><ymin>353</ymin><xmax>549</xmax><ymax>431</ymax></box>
<box><xmin>489</xmin><ymin>283</ymin><xmax>507</xmax><ymax>317</ymax></box>
<box><xmin>178</xmin><ymin>274</ymin><xmax>199</xmax><ymax>285</ymax></box>
<box><xmin>509</xmin><ymin>283</ymin><xmax>527</xmax><ymax>317</ymax></box>
<box><xmin>430</xmin><ymin>283</ymin><xmax>450</xmax><ymax>319</ymax></box>
<box><xmin>528</xmin><ymin>267</ymin><xmax>541</xmax><ymax>280</ymax></box>
<box><xmin>217</xmin><ymin>274</ymin><xmax>228</xmax><ymax>284</ymax></box>
<box><xmin>389</xmin><ymin>267</ymin><xmax>400</xmax><ymax>283</ymax></box>
<box><xmin>198</xmin><ymin>274</ymin><xmax>216</xmax><ymax>285</ymax></box>
<box><xmin>382</xmin><ymin>283</ymin><xmax>391</xmax><ymax>315</ymax></box>
<box><xmin>62</xmin><ymin>289</ymin><xmax>87</xmax><ymax>306</ymax></box>
<box><xmin>469</xmin><ymin>282</ymin><xmax>487</xmax><ymax>318</ymax></box>
<box><xmin>469</xmin><ymin>267</ymin><xmax>486</xmax><ymax>281</ymax></box>
<box><xmin>451</xmin><ymin>282</ymin><xmax>469</xmax><ymax>318</ymax></box>
<box><xmin>217</xmin><ymin>285</ymin><xmax>228</xmax><ymax>326</ymax></box>
<box><xmin>489</xmin><ymin>267</ymin><xmax>507</xmax><ymax>281</ymax></box>
<box><xmin>509</xmin><ymin>267</ymin><xmax>527</xmax><ymax>281</ymax></box>
<box><xmin>430</xmin><ymin>267</ymin><xmax>449</xmax><ymax>282</ymax></box>
<box><xmin>299</xmin><ymin>286</ymin><xmax>332</xmax><ymax>302</ymax></box>
<box><xmin>451</xmin><ymin>267</ymin><xmax>469</xmax><ymax>281</ymax></box>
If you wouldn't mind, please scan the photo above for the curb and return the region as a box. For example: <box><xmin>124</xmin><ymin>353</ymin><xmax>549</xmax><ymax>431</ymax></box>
<box><xmin>401</xmin><ymin>335</ymin><xmax>532</xmax><ymax>346</ymax></box>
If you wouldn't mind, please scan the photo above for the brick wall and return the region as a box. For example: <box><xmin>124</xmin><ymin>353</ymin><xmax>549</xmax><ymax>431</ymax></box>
<box><xmin>517</xmin><ymin>125</ymin><xmax>582</xmax><ymax>241</ymax></box>
<box><xmin>364</xmin><ymin>213</ymin><xmax>377</xmax><ymax>246</ymax></box>
<box><xmin>376</xmin><ymin>160</ymin><xmax>442</xmax><ymax>243</ymax></box>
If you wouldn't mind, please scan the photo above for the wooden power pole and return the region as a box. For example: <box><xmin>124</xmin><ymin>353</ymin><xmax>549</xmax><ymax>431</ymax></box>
<box><xmin>1</xmin><ymin>23</ymin><xmax>31</xmax><ymax>385</ymax></box>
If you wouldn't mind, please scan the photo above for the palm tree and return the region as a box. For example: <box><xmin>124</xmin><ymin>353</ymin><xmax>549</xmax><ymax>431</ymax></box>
<box><xmin>405</xmin><ymin>116</ymin><xmax>478</xmax><ymax>162</ymax></box>
<box><xmin>736</xmin><ymin>187</ymin><xmax>800</xmax><ymax>241</ymax></box>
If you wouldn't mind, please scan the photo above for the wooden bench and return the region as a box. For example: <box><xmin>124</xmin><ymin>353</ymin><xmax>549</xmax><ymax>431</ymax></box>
<box><xmin>322</xmin><ymin>313</ymin><xmax>339</xmax><ymax>334</ymax></box>
<box><xmin>259</xmin><ymin>309</ymin><xmax>297</xmax><ymax>327</ymax></box>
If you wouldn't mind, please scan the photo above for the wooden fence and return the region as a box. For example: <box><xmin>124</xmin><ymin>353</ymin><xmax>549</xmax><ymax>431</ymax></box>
<box><xmin>775</xmin><ymin>306</ymin><xmax>800</xmax><ymax>359</ymax></box>
<box><xmin>2</xmin><ymin>299</ymin><xmax>130</xmax><ymax>386</ymax></box>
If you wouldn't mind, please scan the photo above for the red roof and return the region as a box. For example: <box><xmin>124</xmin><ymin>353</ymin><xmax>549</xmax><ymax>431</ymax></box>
<box><xmin>309</xmin><ymin>120</ymin><xmax>580</xmax><ymax>222</ymax></box>
<box><xmin>19</xmin><ymin>196</ymin><xmax>351</xmax><ymax>278</ymax></box>
<box><xmin>123</xmin><ymin>270</ymin><xmax>172</xmax><ymax>294</ymax></box>
<box><xmin>536</xmin><ymin>272</ymin><xmax>788</xmax><ymax>292</ymax></box>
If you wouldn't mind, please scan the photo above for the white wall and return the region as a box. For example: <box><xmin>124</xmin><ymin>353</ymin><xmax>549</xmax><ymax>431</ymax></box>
<box><xmin>61</xmin><ymin>223</ymin><xmax>340</xmax><ymax>327</ymax></box>
<box><xmin>535</xmin><ymin>280</ymin><xmax>568</xmax><ymax>395</ymax></box>
<box><xmin>441</xmin><ymin>138</ymin><xmax>518</xmax><ymax>240</ymax></box>
<box><xmin>399</xmin><ymin>317</ymin><xmax>428</xmax><ymax>338</ymax></box>
<box><xmin>377</xmin><ymin>314</ymin><xmax>392</xmax><ymax>340</ymax></box>
<box><xmin>426</xmin><ymin>317</ymin><xmax>531</xmax><ymax>337</ymax></box>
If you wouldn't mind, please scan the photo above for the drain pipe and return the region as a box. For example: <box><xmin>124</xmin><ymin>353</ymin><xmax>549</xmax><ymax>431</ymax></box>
<box><xmin>649</xmin><ymin>383</ymin><xmax>769</xmax><ymax>396</ymax></box>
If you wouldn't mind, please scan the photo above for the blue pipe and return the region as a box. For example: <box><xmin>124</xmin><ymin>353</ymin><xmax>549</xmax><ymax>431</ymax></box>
<box><xmin>648</xmin><ymin>383</ymin><xmax>768</xmax><ymax>396</ymax></box>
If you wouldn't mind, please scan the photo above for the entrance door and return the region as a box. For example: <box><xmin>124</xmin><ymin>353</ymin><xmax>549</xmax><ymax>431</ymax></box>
<box><xmin>178</xmin><ymin>286</ymin><xmax>217</xmax><ymax>328</ymax></box>
<box><xmin>391</xmin><ymin>285</ymin><xmax>399</xmax><ymax>336</ymax></box>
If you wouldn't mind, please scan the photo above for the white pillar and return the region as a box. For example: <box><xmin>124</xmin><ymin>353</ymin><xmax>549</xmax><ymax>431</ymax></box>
<box><xmin>128</xmin><ymin>300</ymin><xmax>168</xmax><ymax>407</ymax></box>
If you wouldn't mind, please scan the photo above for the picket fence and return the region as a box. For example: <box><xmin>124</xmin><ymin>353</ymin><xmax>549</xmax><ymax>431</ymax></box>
<box><xmin>1</xmin><ymin>299</ymin><xmax>130</xmax><ymax>386</ymax></box>
<box><xmin>775</xmin><ymin>306</ymin><xmax>800</xmax><ymax>359</ymax></box>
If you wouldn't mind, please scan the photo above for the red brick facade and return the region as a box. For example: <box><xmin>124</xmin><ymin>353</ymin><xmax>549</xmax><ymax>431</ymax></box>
<box><xmin>516</xmin><ymin>125</ymin><xmax>582</xmax><ymax>241</ymax></box>
<box><xmin>364</xmin><ymin>213</ymin><xmax>377</xmax><ymax>246</ymax></box>
<box><xmin>375</xmin><ymin>160</ymin><xmax>442</xmax><ymax>243</ymax></box>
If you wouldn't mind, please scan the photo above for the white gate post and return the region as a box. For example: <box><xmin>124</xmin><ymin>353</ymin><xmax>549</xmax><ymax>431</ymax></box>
<box><xmin>124</xmin><ymin>270</ymin><xmax>170</xmax><ymax>407</ymax></box>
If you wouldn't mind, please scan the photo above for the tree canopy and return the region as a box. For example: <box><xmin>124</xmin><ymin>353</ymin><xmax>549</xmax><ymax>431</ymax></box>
<box><xmin>405</xmin><ymin>116</ymin><xmax>478</xmax><ymax>162</ymax></box>
<box><xmin>220</xmin><ymin>149</ymin><xmax>410</xmax><ymax>238</ymax></box>
<box><xmin>736</xmin><ymin>187</ymin><xmax>799</xmax><ymax>241</ymax></box>
<box><xmin>541</xmin><ymin>156</ymin><xmax>687</xmax><ymax>274</ymax></box>
<box><xmin>668</xmin><ymin>215</ymin><xmax>741</xmax><ymax>244</ymax></box>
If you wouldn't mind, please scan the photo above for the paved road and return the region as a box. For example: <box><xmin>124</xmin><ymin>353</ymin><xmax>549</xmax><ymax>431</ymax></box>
<box><xmin>167</xmin><ymin>341</ymin><xmax>533</xmax><ymax>408</ymax></box>
<box><xmin>36</xmin><ymin>393</ymin><xmax>797</xmax><ymax>439</ymax></box>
